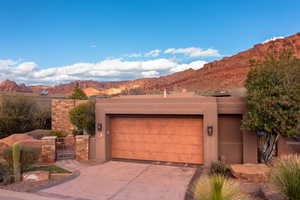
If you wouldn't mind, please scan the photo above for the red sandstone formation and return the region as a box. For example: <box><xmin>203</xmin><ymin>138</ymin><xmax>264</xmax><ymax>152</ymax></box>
<box><xmin>0</xmin><ymin>80</ymin><xmax>32</xmax><ymax>93</ymax></box>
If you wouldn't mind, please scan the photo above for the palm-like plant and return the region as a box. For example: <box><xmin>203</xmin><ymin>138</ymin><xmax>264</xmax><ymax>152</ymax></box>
<box><xmin>193</xmin><ymin>175</ymin><xmax>249</xmax><ymax>200</ymax></box>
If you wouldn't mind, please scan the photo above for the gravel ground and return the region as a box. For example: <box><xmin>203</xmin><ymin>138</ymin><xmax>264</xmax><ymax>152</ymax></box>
<box><xmin>0</xmin><ymin>177</ymin><xmax>66</xmax><ymax>192</ymax></box>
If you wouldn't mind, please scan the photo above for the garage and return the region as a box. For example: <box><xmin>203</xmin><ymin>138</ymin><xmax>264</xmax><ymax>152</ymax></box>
<box><xmin>110</xmin><ymin>115</ymin><xmax>204</xmax><ymax>164</ymax></box>
<box><xmin>96</xmin><ymin>95</ymin><xmax>258</xmax><ymax>166</ymax></box>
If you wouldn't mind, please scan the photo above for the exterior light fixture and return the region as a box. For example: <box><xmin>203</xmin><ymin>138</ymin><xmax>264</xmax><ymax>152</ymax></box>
<box><xmin>97</xmin><ymin>123</ymin><xmax>102</xmax><ymax>131</ymax></box>
<box><xmin>207</xmin><ymin>126</ymin><xmax>213</xmax><ymax>136</ymax></box>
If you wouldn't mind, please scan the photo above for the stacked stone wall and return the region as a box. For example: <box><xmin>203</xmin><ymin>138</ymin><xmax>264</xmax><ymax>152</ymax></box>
<box><xmin>51</xmin><ymin>99</ymin><xmax>88</xmax><ymax>135</ymax></box>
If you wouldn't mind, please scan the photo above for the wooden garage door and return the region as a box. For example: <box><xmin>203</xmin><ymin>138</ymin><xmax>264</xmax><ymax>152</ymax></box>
<box><xmin>110</xmin><ymin>116</ymin><xmax>203</xmax><ymax>164</ymax></box>
<box><xmin>218</xmin><ymin>115</ymin><xmax>243</xmax><ymax>164</ymax></box>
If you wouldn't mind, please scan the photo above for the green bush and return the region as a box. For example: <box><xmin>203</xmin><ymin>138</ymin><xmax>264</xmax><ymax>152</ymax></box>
<box><xmin>69</xmin><ymin>86</ymin><xmax>88</xmax><ymax>100</ymax></box>
<box><xmin>242</xmin><ymin>51</ymin><xmax>300</xmax><ymax>163</ymax></box>
<box><xmin>49</xmin><ymin>130</ymin><xmax>66</xmax><ymax>138</ymax></box>
<box><xmin>210</xmin><ymin>161</ymin><xmax>231</xmax><ymax>177</ymax></box>
<box><xmin>3</xmin><ymin>145</ymin><xmax>41</xmax><ymax>173</ymax></box>
<box><xmin>193</xmin><ymin>175</ymin><xmax>249</xmax><ymax>200</ymax></box>
<box><xmin>271</xmin><ymin>154</ymin><xmax>300</xmax><ymax>200</ymax></box>
<box><xmin>25</xmin><ymin>165</ymin><xmax>71</xmax><ymax>174</ymax></box>
<box><xmin>69</xmin><ymin>101</ymin><xmax>95</xmax><ymax>135</ymax></box>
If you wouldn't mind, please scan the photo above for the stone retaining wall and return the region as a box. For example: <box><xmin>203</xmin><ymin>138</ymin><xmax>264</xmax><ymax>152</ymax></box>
<box><xmin>75</xmin><ymin>135</ymin><xmax>90</xmax><ymax>161</ymax></box>
<box><xmin>40</xmin><ymin>136</ymin><xmax>56</xmax><ymax>163</ymax></box>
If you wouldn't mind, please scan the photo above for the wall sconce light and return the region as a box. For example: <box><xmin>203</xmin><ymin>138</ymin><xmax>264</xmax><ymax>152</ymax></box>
<box><xmin>207</xmin><ymin>126</ymin><xmax>213</xmax><ymax>136</ymax></box>
<box><xmin>97</xmin><ymin>123</ymin><xmax>102</xmax><ymax>131</ymax></box>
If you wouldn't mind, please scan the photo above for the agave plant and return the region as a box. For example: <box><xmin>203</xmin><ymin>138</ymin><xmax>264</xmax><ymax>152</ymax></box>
<box><xmin>271</xmin><ymin>154</ymin><xmax>300</xmax><ymax>200</ymax></box>
<box><xmin>193</xmin><ymin>175</ymin><xmax>249</xmax><ymax>200</ymax></box>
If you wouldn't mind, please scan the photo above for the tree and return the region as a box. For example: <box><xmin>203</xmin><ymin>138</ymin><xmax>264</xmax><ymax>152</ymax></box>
<box><xmin>242</xmin><ymin>51</ymin><xmax>300</xmax><ymax>163</ymax></box>
<box><xmin>69</xmin><ymin>86</ymin><xmax>88</xmax><ymax>100</ymax></box>
<box><xmin>69</xmin><ymin>101</ymin><xmax>95</xmax><ymax>135</ymax></box>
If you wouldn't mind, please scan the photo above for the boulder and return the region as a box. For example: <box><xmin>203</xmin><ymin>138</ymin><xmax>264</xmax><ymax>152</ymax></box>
<box><xmin>1</xmin><ymin>134</ymin><xmax>34</xmax><ymax>146</ymax></box>
<box><xmin>22</xmin><ymin>170</ymin><xmax>49</xmax><ymax>182</ymax></box>
<box><xmin>25</xmin><ymin>129</ymin><xmax>51</xmax><ymax>139</ymax></box>
<box><xmin>0</xmin><ymin>134</ymin><xmax>42</xmax><ymax>148</ymax></box>
<box><xmin>231</xmin><ymin>163</ymin><xmax>270</xmax><ymax>183</ymax></box>
<box><xmin>16</xmin><ymin>139</ymin><xmax>43</xmax><ymax>148</ymax></box>
<box><xmin>0</xmin><ymin>141</ymin><xmax>9</xmax><ymax>152</ymax></box>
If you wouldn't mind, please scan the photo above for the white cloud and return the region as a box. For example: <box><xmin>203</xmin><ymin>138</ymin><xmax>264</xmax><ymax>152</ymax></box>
<box><xmin>170</xmin><ymin>60</ymin><xmax>207</xmax><ymax>73</ymax></box>
<box><xmin>164</xmin><ymin>47</ymin><xmax>220</xmax><ymax>57</ymax></box>
<box><xmin>90</xmin><ymin>44</ymin><xmax>97</xmax><ymax>48</ymax></box>
<box><xmin>263</xmin><ymin>36</ymin><xmax>284</xmax><ymax>44</ymax></box>
<box><xmin>141</xmin><ymin>70</ymin><xmax>159</xmax><ymax>77</ymax></box>
<box><xmin>124</xmin><ymin>53</ymin><xmax>142</xmax><ymax>58</ymax></box>
<box><xmin>0</xmin><ymin>57</ymin><xmax>208</xmax><ymax>85</ymax></box>
<box><xmin>15</xmin><ymin>62</ymin><xmax>37</xmax><ymax>73</ymax></box>
<box><xmin>144</xmin><ymin>49</ymin><xmax>161</xmax><ymax>57</ymax></box>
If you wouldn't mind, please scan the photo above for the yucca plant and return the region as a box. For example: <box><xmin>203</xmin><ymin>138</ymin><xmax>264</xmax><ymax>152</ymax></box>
<box><xmin>193</xmin><ymin>175</ymin><xmax>249</xmax><ymax>200</ymax></box>
<box><xmin>270</xmin><ymin>154</ymin><xmax>300</xmax><ymax>200</ymax></box>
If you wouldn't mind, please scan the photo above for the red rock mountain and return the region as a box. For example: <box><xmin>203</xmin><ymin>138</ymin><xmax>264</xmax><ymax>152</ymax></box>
<box><xmin>0</xmin><ymin>80</ymin><xmax>32</xmax><ymax>93</ymax></box>
<box><xmin>1</xmin><ymin>32</ymin><xmax>300</xmax><ymax>95</ymax></box>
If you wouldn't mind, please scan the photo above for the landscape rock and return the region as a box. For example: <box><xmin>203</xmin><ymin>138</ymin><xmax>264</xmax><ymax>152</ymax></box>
<box><xmin>22</xmin><ymin>170</ymin><xmax>49</xmax><ymax>182</ymax></box>
<box><xmin>16</xmin><ymin>139</ymin><xmax>43</xmax><ymax>148</ymax></box>
<box><xmin>0</xmin><ymin>141</ymin><xmax>9</xmax><ymax>152</ymax></box>
<box><xmin>230</xmin><ymin>163</ymin><xmax>270</xmax><ymax>183</ymax></box>
<box><xmin>0</xmin><ymin>134</ymin><xmax>34</xmax><ymax>146</ymax></box>
<box><xmin>25</xmin><ymin>129</ymin><xmax>51</xmax><ymax>140</ymax></box>
<box><xmin>0</xmin><ymin>134</ymin><xmax>43</xmax><ymax>150</ymax></box>
<box><xmin>261</xmin><ymin>185</ymin><xmax>286</xmax><ymax>200</ymax></box>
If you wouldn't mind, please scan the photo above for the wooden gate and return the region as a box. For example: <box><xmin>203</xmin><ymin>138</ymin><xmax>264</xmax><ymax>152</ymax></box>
<box><xmin>56</xmin><ymin>137</ymin><xmax>75</xmax><ymax>160</ymax></box>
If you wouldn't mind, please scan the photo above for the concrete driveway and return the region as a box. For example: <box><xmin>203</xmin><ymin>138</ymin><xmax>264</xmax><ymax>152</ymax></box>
<box><xmin>36</xmin><ymin>161</ymin><xmax>195</xmax><ymax>200</ymax></box>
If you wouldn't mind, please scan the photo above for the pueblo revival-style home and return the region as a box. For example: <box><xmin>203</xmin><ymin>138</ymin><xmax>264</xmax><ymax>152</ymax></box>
<box><xmin>93</xmin><ymin>94</ymin><xmax>258</xmax><ymax>166</ymax></box>
<box><xmin>52</xmin><ymin>94</ymin><xmax>294</xmax><ymax>166</ymax></box>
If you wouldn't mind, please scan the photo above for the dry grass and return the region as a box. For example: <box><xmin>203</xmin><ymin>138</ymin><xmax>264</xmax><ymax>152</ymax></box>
<box><xmin>193</xmin><ymin>175</ymin><xmax>250</xmax><ymax>200</ymax></box>
<box><xmin>270</xmin><ymin>154</ymin><xmax>300</xmax><ymax>200</ymax></box>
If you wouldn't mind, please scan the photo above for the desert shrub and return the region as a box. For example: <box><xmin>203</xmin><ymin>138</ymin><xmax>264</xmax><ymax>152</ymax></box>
<box><xmin>0</xmin><ymin>163</ymin><xmax>13</xmax><ymax>185</ymax></box>
<box><xmin>33</xmin><ymin>108</ymin><xmax>51</xmax><ymax>130</ymax></box>
<box><xmin>0</xmin><ymin>95</ymin><xmax>52</xmax><ymax>139</ymax></box>
<box><xmin>210</xmin><ymin>161</ymin><xmax>231</xmax><ymax>177</ymax></box>
<box><xmin>271</xmin><ymin>154</ymin><xmax>300</xmax><ymax>200</ymax></box>
<box><xmin>49</xmin><ymin>130</ymin><xmax>66</xmax><ymax>138</ymax></box>
<box><xmin>69</xmin><ymin>101</ymin><xmax>95</xmax><ymax>135</ymax></box>
<box><xmin>193</xmin><ymin>175</ymin><xmax>249</xmax><ymax>200</ymax></box>
<box><xmin>3</xmin><ymin>145</ymin><xmax>41</xmax><ymax>173</ymax></box>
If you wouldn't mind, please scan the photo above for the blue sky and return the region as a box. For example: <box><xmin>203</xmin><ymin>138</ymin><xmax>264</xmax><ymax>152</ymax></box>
<box><xmin>0</xmin><ymin>0</ymin><xmax>299</xmax><ymax>85</ymax></box>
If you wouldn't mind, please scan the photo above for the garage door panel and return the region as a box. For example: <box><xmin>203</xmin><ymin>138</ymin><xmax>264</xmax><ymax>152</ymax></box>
<box><xmin>111</xmin><ymin>116</ymin><xmax>203</xmax><ymax>164</ymax></box>
<box><xmin>112</xmin><ymin>134</ymin><xmax>202</xmax><ymax>146</ymax></box>
<box><xmin>112</xmin><ymin>142</ymin><xmax>201</xmax><ymax>154</ymax></box>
